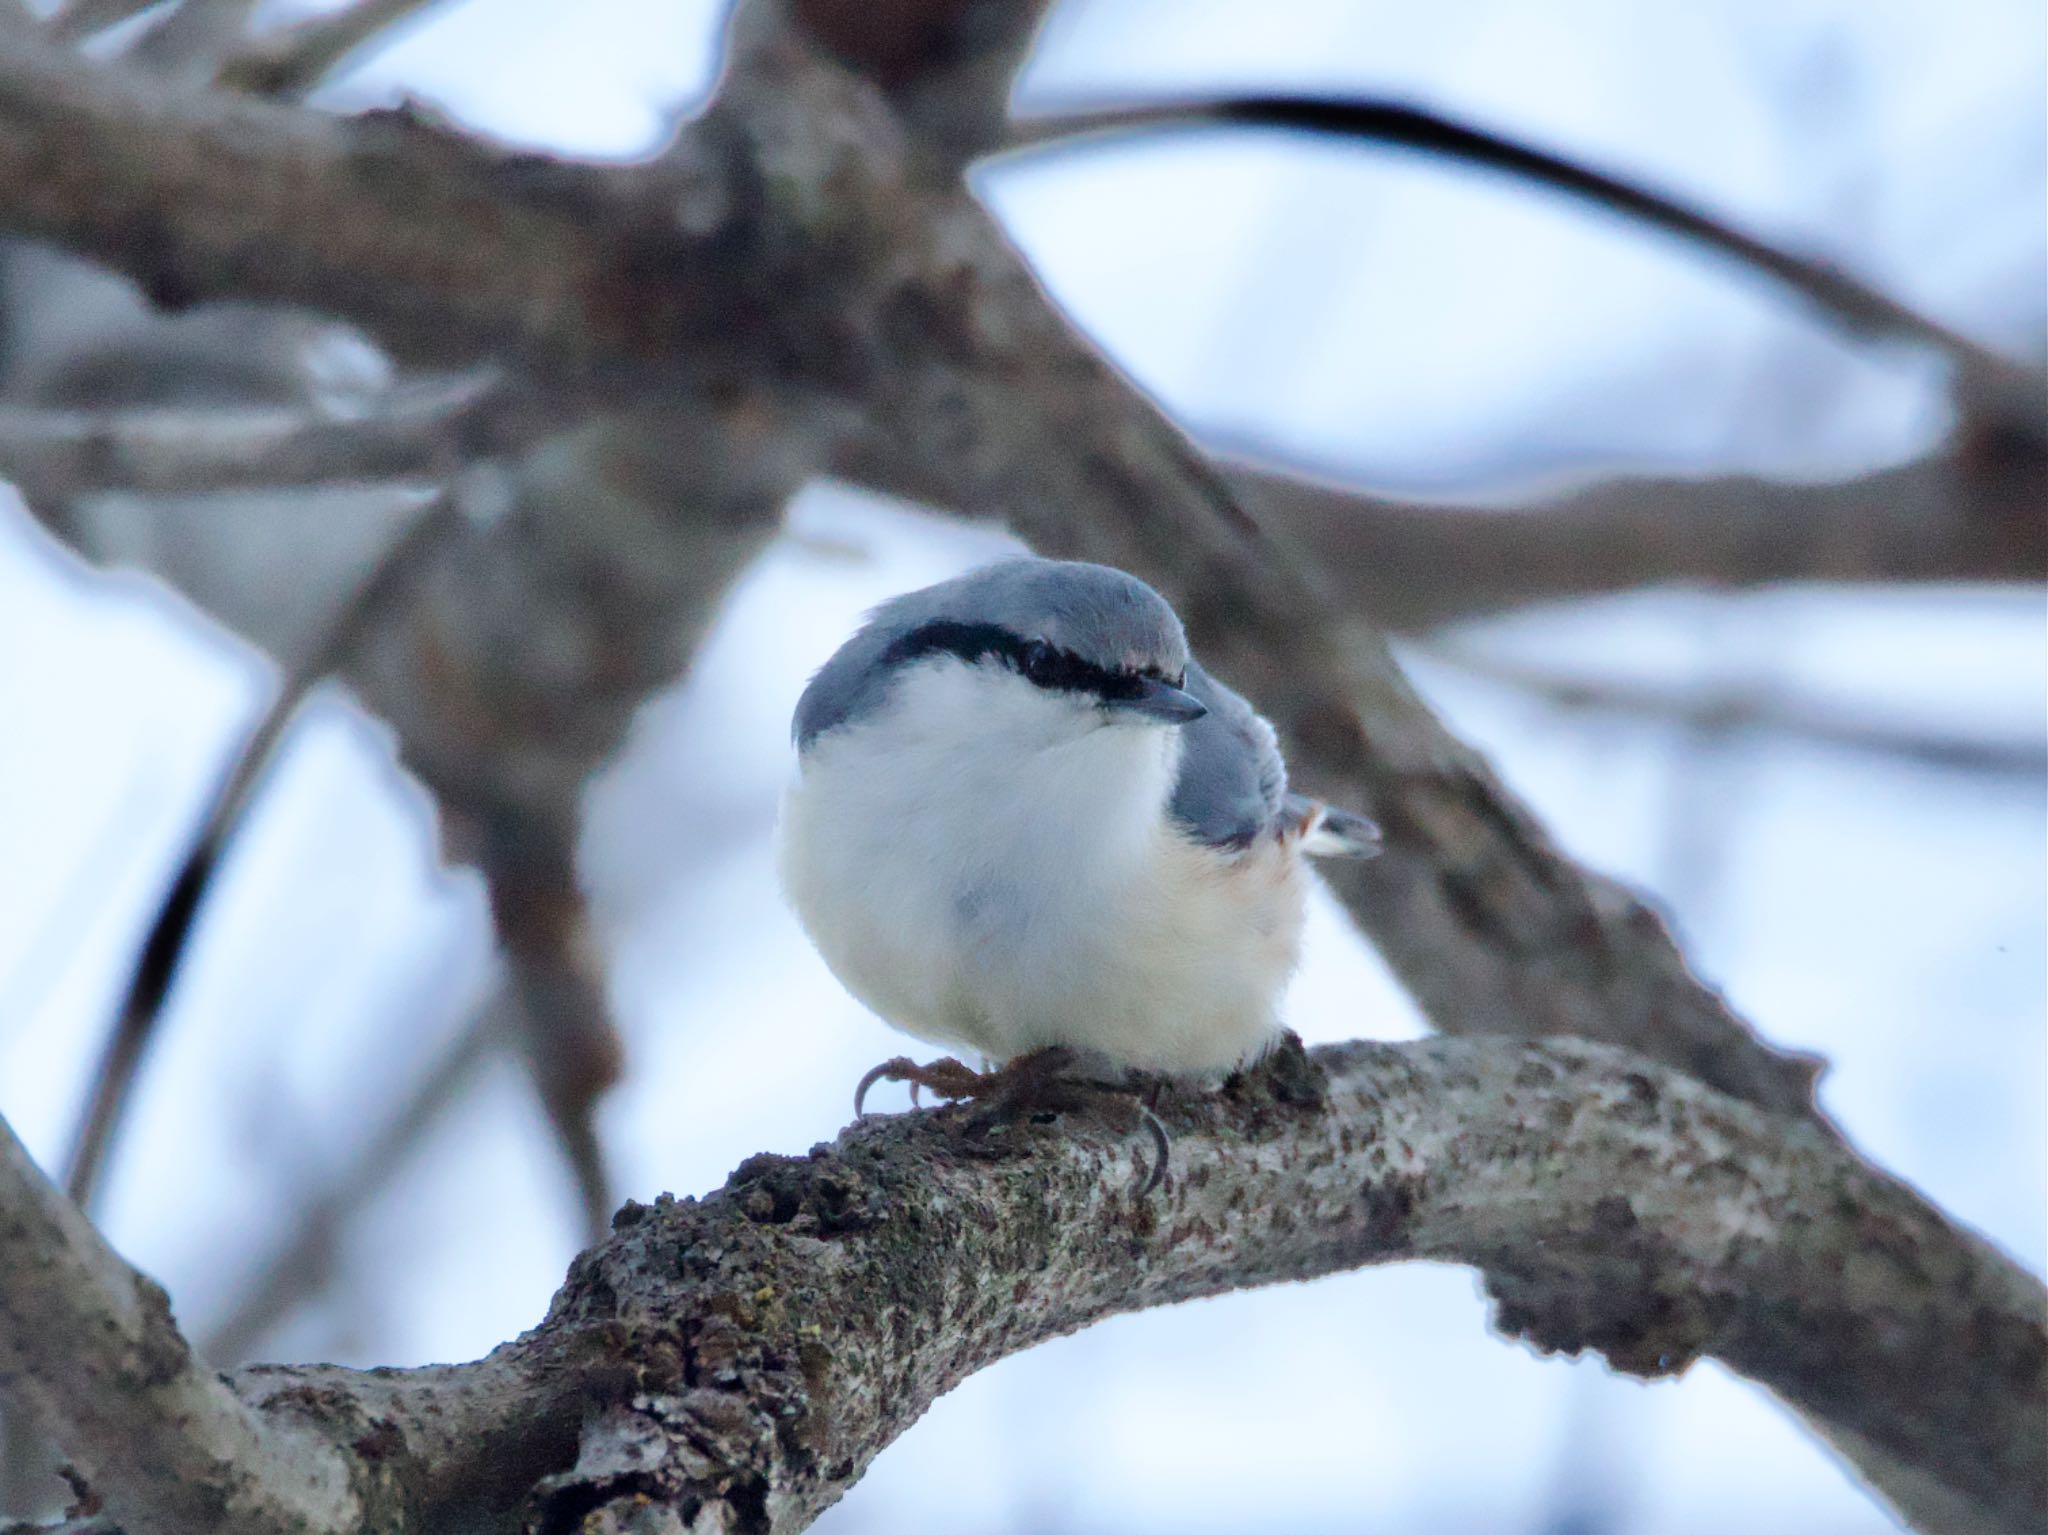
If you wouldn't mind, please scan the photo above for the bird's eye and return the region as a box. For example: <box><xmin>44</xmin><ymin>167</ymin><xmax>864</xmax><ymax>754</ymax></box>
<box><xmin>1021</xmin><ymin>640</ymin><xmax>1058</xmax><ymax>684</ymax></box>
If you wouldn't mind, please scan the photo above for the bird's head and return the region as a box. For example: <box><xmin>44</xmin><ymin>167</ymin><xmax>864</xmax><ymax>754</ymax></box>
<box><xmin>794</xmin><ymin>557</ymin><xmax>1207</xmax><ymax>755</ymax></box>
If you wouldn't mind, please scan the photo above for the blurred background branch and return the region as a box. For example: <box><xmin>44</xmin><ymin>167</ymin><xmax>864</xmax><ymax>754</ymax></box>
<box><xmin>1227</xmin><ymin>436</ymin><xmax>2045</xmax><ymax>631</ymax></box>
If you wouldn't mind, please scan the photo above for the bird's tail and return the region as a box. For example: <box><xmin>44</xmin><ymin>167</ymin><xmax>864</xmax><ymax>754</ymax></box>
<box><xmin>1285</xmin><ymin>795</ymin><xmax>1381</xmax><ymax>859</ymax></box>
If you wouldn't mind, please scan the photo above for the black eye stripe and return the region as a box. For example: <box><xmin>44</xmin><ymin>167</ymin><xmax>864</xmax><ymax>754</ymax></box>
<box><xmin>882</xmin><ymin>620</ymin><xmax>1178</xmax><ymax>699</ymax></box>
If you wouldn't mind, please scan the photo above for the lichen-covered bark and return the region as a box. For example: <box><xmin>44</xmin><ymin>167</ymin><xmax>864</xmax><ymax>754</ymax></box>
<box><xmin>512</xmin><ymin>1036</ymin><xmax>2043</xmax><ymax>1534</ymax></box>
<box><xmin>0</xmin><ymin>1114</ymin><xmax>366</xmax><ymax>1535</ymax></box>
<box><xmin>5</xmin><ymin>1032</ymin><xmax>2040</xmax><ymax>1534</ymax></box>
<box><xmin>200</xmin><ymin>1037</ymin><xmax>2046</xmax><ymax>1535</ymax></box>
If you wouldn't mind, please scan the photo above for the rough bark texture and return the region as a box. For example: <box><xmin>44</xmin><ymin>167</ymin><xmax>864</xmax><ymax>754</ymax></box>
<box><xmin>0</xmin><ymin>1115</ymin><xmax>365</xmax><ymax>1534</ymax></box>
<box><xmin>4</xmin><ymin>1039</ymin><xmax>2041</xmax><ymax>1535</ymax></box>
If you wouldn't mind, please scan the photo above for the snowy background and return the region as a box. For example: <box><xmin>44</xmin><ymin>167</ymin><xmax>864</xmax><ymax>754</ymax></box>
<box><xmin>1</xmin><ymin>1</ymin><xmax>2043</xmax><ymax>1531</ymax></box>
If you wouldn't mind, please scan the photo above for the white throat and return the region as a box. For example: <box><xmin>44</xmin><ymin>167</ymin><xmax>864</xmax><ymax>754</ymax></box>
<box><xmin>857</xmin><ymin>659</ymin><xmax>1180</xmax><ymax>863</ymax></box>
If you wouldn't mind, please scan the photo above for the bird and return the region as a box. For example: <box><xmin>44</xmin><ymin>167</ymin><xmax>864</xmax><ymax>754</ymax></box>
<box><xmin>777</xmin><ymin>556</ymin><xmax>1378</xmax><ymax>1142</ymax></box>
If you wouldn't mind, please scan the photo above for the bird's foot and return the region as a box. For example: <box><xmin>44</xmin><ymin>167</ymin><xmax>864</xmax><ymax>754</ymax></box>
<box><xmin>853</xmin><ymin>1053</ymin><xmax>992</xmax><ymax>1114</ymax></box>
<box><xmin>853</xmin><ymin>1047</ymin><xmax>1171</xmax><ymax>1195</ymax></box>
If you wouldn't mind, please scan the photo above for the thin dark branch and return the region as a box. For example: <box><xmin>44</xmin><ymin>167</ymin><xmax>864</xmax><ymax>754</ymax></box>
<box><xmin>0</xmin><ymin>374</ymin><xmax>537</xmax><ymax>502</ymax></box>
<box><xmin>1431</xmin><ymin>643</ymin><xmax>2048</xmax><ymax>780</ymax></box>
<box><xmin>214</xmin><ymin>0</ymin><xmax>460</xmax><ymax>102</ymax></box>
<box><xmin>60</xmin><ymin>494</ymin><xmax>465</xmax><ymax>1211</ymax></box>
<box><xmin>202</xmin><ymin>984</ymin><xmax>509</xmax><ymax>1363</ymax></box>
<box><xmin>1009</xmin><ymin>97</ymin><xmax>2043</xmax><ymax>426</ymax></box>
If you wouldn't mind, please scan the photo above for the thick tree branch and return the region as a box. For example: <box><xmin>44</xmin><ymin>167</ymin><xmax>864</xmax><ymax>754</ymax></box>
<box><xmin>12</xmin><ymin>1038</ymin><xmax>2037</xmax><ymax>1533</ymax></box>
<box><xmin>3</xmin><ymin>12</ymin><xmax>2035</xmax><ymax>1533</ymax></box>
<box><xmin>1229</xmin><ymin>444</ymin><xmax>2048</xmax><ymax>631</ymax></box>
<box><xmin>0</xmin><ymin>35</ymin><xmax>751</xmax><ymax>391</ymax></box>
<box><xmin>790</xmin><ymin>0</ymin><xmax>1054</xmax><ymax>172</ymax></box>
<box><xmin>0</xmin><ymin>1114</ymin><xmax>364</xmax><ymax>1535</ymax></box>
<box><xmin>0</xmin><ymin>374</ymin><xmax>536</xmax><ymax>501</ymax></box>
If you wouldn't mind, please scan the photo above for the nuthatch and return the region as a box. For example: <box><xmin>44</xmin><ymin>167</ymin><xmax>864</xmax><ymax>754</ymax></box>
<box><xmin>779</xmin><ymin>557</ymin><xmax>1377</xmax><ymax>1130</ymax></box>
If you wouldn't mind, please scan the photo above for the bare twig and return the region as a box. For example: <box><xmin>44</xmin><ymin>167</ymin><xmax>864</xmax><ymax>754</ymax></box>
<box><xmin>0</xmin><ymin>1113</ymin><xmax>362</xmax><ymax>1535</ymax></box>
<box><xmin>60</xmin><ymin>492</ymin><xmax>466</xmax><ymax>1211</ymax></box>
<box><xmin>1431</xmin><ymin>643</ymin><xmax>2048</xmax><ymax>780</ymax></box>
<box><xmin>43</xmin><ymin>0</ymin><xmax>157</xmax><ymax>45</ymax></box>
<box><xmin>202</xmin><ymin>984</ymin><xmax>510</xmax><ymax>1364</ymax></box>
<box><xmin>214</xmin><ymin>0</ymin><xmax>460</xmax><ymax>102</ymax></box>
<box><xmin>0</xmin><ymin>374</ymin><xmax>534</xmax><ymax>502</ymax></box>
<box><xmin>1009</xmin><ymin>98</ymin><xmax>2043</xmax><ymax>424</ymax></box>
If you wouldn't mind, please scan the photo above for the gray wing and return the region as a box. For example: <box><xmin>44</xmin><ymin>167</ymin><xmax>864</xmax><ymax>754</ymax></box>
<box><xmin>1167</xmin><ymin>661</ymin><xmax>1289</xmax><ymax>849</ymax></box>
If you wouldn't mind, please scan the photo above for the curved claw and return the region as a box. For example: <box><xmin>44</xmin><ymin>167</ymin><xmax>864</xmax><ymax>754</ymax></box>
<box><xmin>854</xmin><ymin>1056</ymin><xmax>922</xmax><ymax>1119</ymax></box>
<box><xmin>853</xmin><ymin>1052</ymin><xmax>1169</xmax><ymax>1195</ymax></box>
<box><xmin>1134</xmin><ymin>1102</ymin><xmax>1171</xmax><ymax>1197</ymax></box>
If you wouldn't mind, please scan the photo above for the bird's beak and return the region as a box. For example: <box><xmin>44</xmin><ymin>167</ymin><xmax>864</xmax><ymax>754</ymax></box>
<box><xmin>1106</xmin><ymin>678</ymin><xmax>1208</xmax><ymax>725</ymax></box>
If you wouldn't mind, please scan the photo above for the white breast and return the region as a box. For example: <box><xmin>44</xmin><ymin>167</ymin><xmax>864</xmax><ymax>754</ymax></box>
<box><xmin>777</xmin><ymin>660</ymin><xmax>1305</xmax><ymax>1075</ymax></box>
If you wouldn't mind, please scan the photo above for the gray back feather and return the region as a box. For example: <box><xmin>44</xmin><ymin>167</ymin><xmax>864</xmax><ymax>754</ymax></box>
<box><xmin>1167</xmin><ymin>661</ymin><xmax>1289</xmax><ymax>849</ymax></box>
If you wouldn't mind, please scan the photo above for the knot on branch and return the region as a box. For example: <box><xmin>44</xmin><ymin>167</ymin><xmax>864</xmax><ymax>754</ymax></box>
<box><xmin>1482</xmin><ymin>1193</ymin><xmax>1711</xmax><ymax>1379</ymax></box>
<box><xmin>131</xmin><ymin>1273</ymin><xmax>193</xmax><ymax>1387</ymax></box>
<box><xmin>725</xmin><ymin>1151</ymin><xmax>886</xmax><ymax>1237</ymax></box>
<box><xmin>1225</xmin><ymin>1030</ymin><xmax>1329</xmax><ymax>1112</ymax></box>
<box><xmin>532</xmin><ymin>1391</ymin><xmax>776</xmax><ymax>1535</ymax></box>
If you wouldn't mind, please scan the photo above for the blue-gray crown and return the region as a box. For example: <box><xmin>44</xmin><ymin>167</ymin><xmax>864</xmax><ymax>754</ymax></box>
<box><xmin>794</xmin><ymin>558</ymin><xmax>1190</xmax><ymax>749</ymax></box>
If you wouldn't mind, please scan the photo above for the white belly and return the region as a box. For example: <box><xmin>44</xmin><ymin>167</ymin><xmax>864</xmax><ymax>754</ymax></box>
<box><xmin>777</xmin><ymin>669</ymin><xmax>1305</xmax><ymax>1075</ymax></box>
